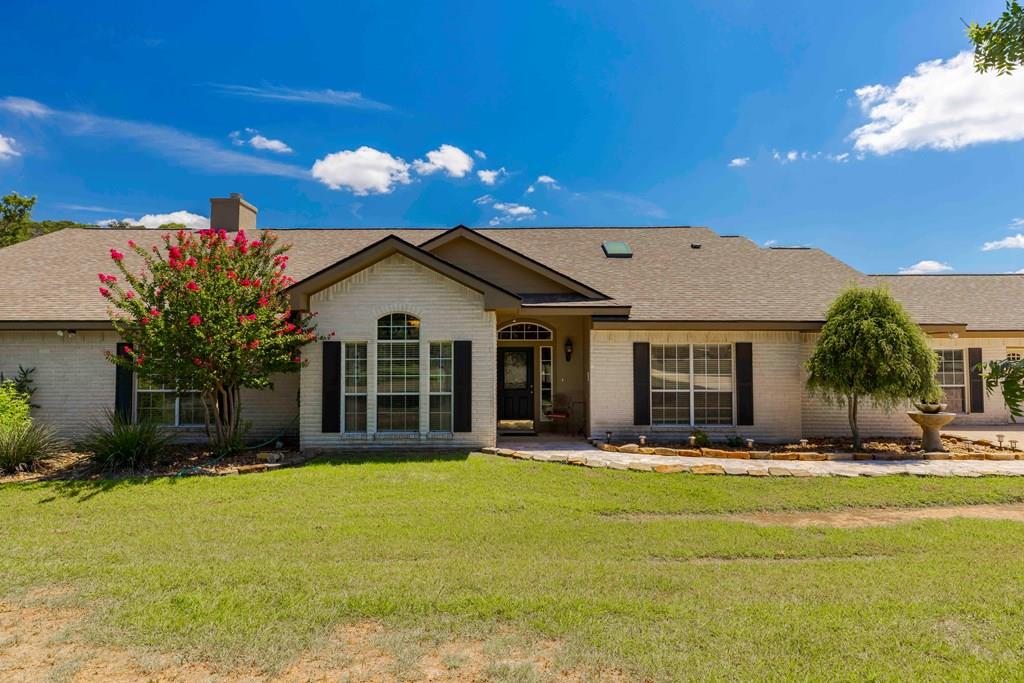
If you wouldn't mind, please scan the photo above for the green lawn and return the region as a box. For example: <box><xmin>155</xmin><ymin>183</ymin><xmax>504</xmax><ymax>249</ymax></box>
<box><xmin>4</xmin><ymin>452</ymin><xmax>1024</xmax><ymax>680</ymax></box>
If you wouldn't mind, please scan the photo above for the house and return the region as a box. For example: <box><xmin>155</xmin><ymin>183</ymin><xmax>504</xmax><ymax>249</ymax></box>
<box><xmin>2</xmin><ymin>193</ymin><xmax>1024</xmax><ymax>449</ymax></box>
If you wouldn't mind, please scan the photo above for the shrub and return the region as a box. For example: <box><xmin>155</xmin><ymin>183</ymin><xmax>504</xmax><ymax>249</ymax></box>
<box><xmin>726</xmin><ymin>435</ymin><xmax>746</xmax><ymax>448</ymax></box>
<box><xmin>0</xmin><ymin>422</ymin><xmax>64</xmax><ymax>472</ymax></box>
<box><xmin>0</xmin><ymin>381</ymin><xmax>31</xmax><ymax>432</ymax></box>
<box><xmin>690</xmin><ymin>429</ymin><xmax>711</xmax><ymax>447</ymax></box>
<box><xmin>79</xmin><ymin>412</ymin><xmax>173</xmax><ymax>472</ymax></box>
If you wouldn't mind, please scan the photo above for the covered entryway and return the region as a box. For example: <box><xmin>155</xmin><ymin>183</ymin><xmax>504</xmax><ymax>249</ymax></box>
<box><xmin>495</xmin><ymin>318</ymin><xmax>589</xmax><ymax>436</ymax></box>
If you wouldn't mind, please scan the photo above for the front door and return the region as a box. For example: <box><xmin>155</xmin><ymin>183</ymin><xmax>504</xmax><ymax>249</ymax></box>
<box><xmin>498</xmin><ymin>347</ymin><xmax>534</xmax><ymax>421</ymax></box>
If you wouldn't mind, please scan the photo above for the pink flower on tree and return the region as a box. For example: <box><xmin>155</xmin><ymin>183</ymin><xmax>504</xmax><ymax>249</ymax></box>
<box><xmin>99</xmin><ymin>286</ymin><xmax>111</xmax><ymax>298</ymax></box>
<box><xmin>110</xmin><ymin>249</ymin><xmax>125</xmax><ymax>261</ymax></box>
<box><xmin>186</xmin><ymin>280</ymin><xmax>200</xmax><ymax>292</ymax></box>
<box><xmin>127</xmin><ymin>239</ymin><xmax>137</xmax><ymax>248</ymax></box>
<box><xmin>189</xmin><ymin>314</ymin><xmax>202</xmax><ymax>327</ymax></box>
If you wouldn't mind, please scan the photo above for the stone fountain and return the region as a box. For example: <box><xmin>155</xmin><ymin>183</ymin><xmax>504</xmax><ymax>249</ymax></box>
<box><xmin>907</xmin><ymin>409</ymin><xmax>956</xmax><ymax>452</ymax></box>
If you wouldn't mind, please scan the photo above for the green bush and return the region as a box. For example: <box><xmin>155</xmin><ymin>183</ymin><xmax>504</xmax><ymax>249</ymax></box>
<box><xmin>0</xmin><ymin>381</ymin><xmax>31</xmax><ymax>432</ymax></box>
<box><xmin>690</xmin><ymin>429</ymin><xmax>711</xmax><ymax>447</ymax></box>
<box><xmin>0</xmin><ymin>422</ymin><xmax>65</xmax><ymax>472</ymax></box>
<box><xmin>79</xmin><ymin>412</ymin><xmax>173</xmax><ymax>472</ymax></box>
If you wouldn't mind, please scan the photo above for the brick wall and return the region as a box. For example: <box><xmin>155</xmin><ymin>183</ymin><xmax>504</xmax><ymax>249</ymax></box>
<box><xmin>0</xmin><ymin>330</ymin><xmax>299</xmax><ymax>443</ymax></box>
<box><xmin>589</xmin><ymin>329</ymin><xmax>804</xmax><ymax>443</ymax></box>
<box><xmin>299</xmin><ymin>253</ymin><xmax>497</xmax><ymax>450</ymax></box>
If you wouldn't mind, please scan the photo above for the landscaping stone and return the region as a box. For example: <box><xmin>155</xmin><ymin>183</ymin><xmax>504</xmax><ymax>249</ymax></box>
<box><xmin>654</xmin><ymin>464</ymin><xmax>688</xmax><ymax>474</ymax></box>
<box><xmin>676</xmin><ymin>448</ymin><xmax>702</xmax><ymax>457</ymax></box>
<box><xmin>702</xmin><ymin>448</ymin><xmax>743</xmax><ymax>459</ymax></box>
<box><xmin>791</xmin><ymin>469</ymin><xmax>814</xmax><ymax>478</ymax></box>
<box><xmin>770</xmin><ymin>452</ymin><xmax>799</xmax><ymax>460</ymax></box>
<box><xmin>256</xmin><ymin>451</ymin><xmax>283</xmax><ymax>463</ymax></box>
<box><xmin>853</xmin><ymin>453</ymin><xmax>875</xmax><ymax>461</ymax></box>
<box><xmin>653</xmin><ymin>447</ymin><xmax>677</xmax><ymax>456</ymax></box>
<box><xmin>768</xmin><ymin>467</ymin><xmax>793</xmax><ymax>477</ymax></box>
<box><xmin>627</xmin><ymin>462</ymin><xmax>654</xmax><ymax>472</ymax></box>
<box><xmin>747</xmin><ymin>468</ymin><xmax>770</xmax><ymax>476</ymax></box>
<box><xmin>691</xmin><ymin>464</ymin><xmax>725</xmax><ymax>475</ymax></box>
<box><xmin>639</xmin><ymin>447</ymin><xmax>656</xmax><ymax>454</ymax></box>
<box><xmin>986</xmin><ymin>452</ymin><xmax>1016</xmax><ymax>461</ymax></box>
<box><xmin>497</xmin><ymin>448</ymin><xmax>517</xmax><ymax>457</ymax></box>
<box><xmin>749</xmin><ymin>451</ymin><xmax>772</xmax><ymax>460</ymax></box>
<box><xmin>797</xmin><ymin>452</ymin><xmax>826</xmax><ymax>461</ymax></box>
<box><xmin>722</xmin><ymin>463</ymin><xmax>750</xmax><ymax>475</ymax></box>
<box><xmin>618</xmin><ymin>444</ymin><xmax>641</xmax><ymax>453</ymax></box>
<box><xmin>481</xmin><ymin>446</ymin><xmax>499</xmax><ymax>455</ymax></box>
<box><xmin>607</xmin><ymin>461</ymin><xmax>630</xmax><ymax>470</ymax></box>
<box><xmin>599</xmin><ymin>443</ymin><xmax>619</xmax><ymax>453</ymax></box>
<box><xmin>924</xmin><ymin>452</ymin><xmax>951</xmax><ymax>460</ymax></box>
<box><xmin>826</xmin><ymin>452</ymin><xmax>853</xmax><ymax>461</ymax></box>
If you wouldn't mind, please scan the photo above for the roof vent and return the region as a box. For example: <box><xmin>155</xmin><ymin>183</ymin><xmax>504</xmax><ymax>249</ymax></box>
<box><xmin>690</xmin><ymin>243</ymin><xmax>702</xmax><ymax>249</ymax></box>
<box><xmin>602</xmin><ymin>241</ymin><xmax>632</xmax><ymax>258</ymax></box>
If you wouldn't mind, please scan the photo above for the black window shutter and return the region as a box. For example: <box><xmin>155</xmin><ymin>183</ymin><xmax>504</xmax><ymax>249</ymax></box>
<box><xmin>968</xmin><ymin>347</ymin><xmax>984</xmax><ymax>414</ymax></box>
<box><xmin>736</xmin><ymin>342</ymin><xmax>754</xmax><ymax>426</ymax></box>
<box><xmin>114</xmin><ymin>343</ymin><xmax>134</xmax><ymax>421</ymax></box>
<box><xmin>453</xmin><ymin>340</ymin><xmax>472</xmax><ymax>432</ymax></box>
<box><xmin>633</xmin><ymin>342</ymin><xmax>651</xmax><ymax>426</ymax></box>
<box><xmin>322</xmin><ymin>342</ymin><xmax>342</xmax><ymax>433</ymax></box>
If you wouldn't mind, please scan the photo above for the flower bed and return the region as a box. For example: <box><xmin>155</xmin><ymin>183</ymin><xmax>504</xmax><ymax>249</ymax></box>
<box><xmin>596</xmin><ymin>435</ymin><xmax>1024</xmax><ymax>461</ymax></box>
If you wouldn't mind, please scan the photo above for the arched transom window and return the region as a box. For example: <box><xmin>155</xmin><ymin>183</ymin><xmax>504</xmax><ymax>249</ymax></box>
<box><xmin>498</xmin><ymin>322</ymin><xmax>553</xmax><ymax>341</ymax></box>
<box><xmin>377</xmin><ymin>313</ymin><xmax>420</xmax><ymax>431</ymax></box>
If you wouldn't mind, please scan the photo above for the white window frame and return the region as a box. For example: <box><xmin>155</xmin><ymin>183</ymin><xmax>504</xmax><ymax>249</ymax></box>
<box><xmin>428</xmin><ymin>341</ymin><xmax>453</xmax><ymax>433</ymax></box>
<box><xmin>936</xmin><ymin>349</ymin><xmax>967</xmax><ymax>414</ymax></box>
<box><xmin>376</xmin><ymin>313</ymin><xmax>421</xmax><ymax>433</ymax></box>
<box><xmin>649</xmin><ymin>343</ymin><xmax>736</xmax><ymax>427</ymax></box>
<box><xmin>498</xmin><ymin>322</ymin><xmax>553</xmax><ymax>341</ymax></box>
<box><xmin>1008</xmin><ymin>348</ymin><xmax>1024</xmax><ymax>362</ymax></box>
<box><xmin>539</xmin><ymin>345</ymin><xmax>554</xmax><ymax>421</ymax></box>
<box><xmin>343</xmin><ymin>341</ymin><xmax>368</xmax><ymax>433</ymax></box>
<box><xmin>134</xmin><ymin>377</ymin><xmax>203</xmax><ymax>428</ymax></box>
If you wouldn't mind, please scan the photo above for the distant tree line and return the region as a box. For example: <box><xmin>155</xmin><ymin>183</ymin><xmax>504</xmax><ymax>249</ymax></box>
<box><xmin>0</xmin><ymin>191</ymin><xmax>150</xmax><ymax>249</ymax></box>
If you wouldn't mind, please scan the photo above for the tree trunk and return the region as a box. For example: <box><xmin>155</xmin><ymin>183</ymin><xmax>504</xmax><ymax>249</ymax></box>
<box><xmin>203</xmin><ymin>383</ymin><xmax>243</xmax><ymax>453</ymax></box>
<box><xmin>848</xmin><ymin>394</ymin><xmax>861</xmax><ymax>451</ymax></box>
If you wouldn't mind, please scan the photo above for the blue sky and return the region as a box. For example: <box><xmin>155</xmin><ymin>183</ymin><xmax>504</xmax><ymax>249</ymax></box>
<box><xmin>1</xmin><ymin>0</ymin><xmax>1022</xmax><ymax>274</ymax></box>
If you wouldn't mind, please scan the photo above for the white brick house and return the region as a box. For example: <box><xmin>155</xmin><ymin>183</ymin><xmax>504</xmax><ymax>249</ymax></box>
<box><xmin>2</xmin><ymin>194</ymin><xmax>1024</xmax><ymax>449</ymax></box>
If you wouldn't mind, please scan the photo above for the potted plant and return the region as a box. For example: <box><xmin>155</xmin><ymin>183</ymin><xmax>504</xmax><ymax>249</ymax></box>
<box><xmin>914</xmin><ymin>386</ymin><xmax>947</xmax><ymax>414</ymax></box>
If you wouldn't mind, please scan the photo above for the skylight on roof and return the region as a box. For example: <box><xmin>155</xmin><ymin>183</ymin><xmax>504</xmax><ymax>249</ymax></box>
<box><xmin>602</xmin><ymin>241</ymin><xmax>632</xmax><ymax>258</ymax></box>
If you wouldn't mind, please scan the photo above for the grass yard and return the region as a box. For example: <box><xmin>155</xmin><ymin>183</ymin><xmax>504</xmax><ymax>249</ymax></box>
<box><xmin>3</xmin><ymin>452</ymin><xmax>1024</xmax><ymax>681</ymax></box>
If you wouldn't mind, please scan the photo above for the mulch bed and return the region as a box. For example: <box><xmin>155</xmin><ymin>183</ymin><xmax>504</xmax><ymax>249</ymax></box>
<box><xmin>0</xmin><ymin>445</ymin><xmax>310</xmax><ymax>484</ymax></box>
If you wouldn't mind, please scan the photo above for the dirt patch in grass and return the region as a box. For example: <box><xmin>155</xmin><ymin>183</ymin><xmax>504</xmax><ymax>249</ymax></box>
<box><xmin>0</xmin><ymin>600</ymin><xmax>624</xmax><ymax>682</ymax></box>
<box><xmin>729</xmin><ymin>503</ymin><xmax>1024</xmax><ymax>528</ymax></box>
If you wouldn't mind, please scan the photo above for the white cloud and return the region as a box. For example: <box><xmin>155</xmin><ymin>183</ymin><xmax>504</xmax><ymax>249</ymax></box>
<box><xmin>526</xmin><ymin>175</ymin><xmax>560</xmax><ymax>193</ymax></box>
<box><xmin>728</xmin><ymin>157</ymin><xmax>750</xmax><ymax>168</ymax></box>
<box><xmin>851</xmin><ymin>51</ymin><xmax>1024</xmax><ymax>155</ymax></box>
<box><xmin>311</xmin><ymin>146</ymin><xmax>412</xmax><ymax>195</ymax></box>
<box><xmin>0</xmin><ymin>133</ymin><xmax>19</xmax><ymax>160</ymax></box>
<box><xmin>58</xmin><ymin>203</ymin><xmax>127</xmax><ymax>213</ymax></box>
<box><xmin>764</xmin><ymin>239</ymin><xmax>777</xmax><ymax>247</ymax></box>
<box><xmin>473</xmin><ymin>194</ymin><xmax>494</xmax><ymax>205</ymax></box>
<box><xmin>477</xmin><ymin>167</ymin><xmax>507</xmax><ymax>185</ymax></box>
<box><xmin>473</xmin><ymin>149</ymin><xmax>487</xmax><ymax>159</ymax></box>
<box><xmin>983</xmin><ymin>233</ymin><xmax>1024</xmax><ymax>251</ymax></box>
<box><xmin>489</xmin><ymin>201</ymin><xmax>536</xmax><ymax>225</ymax></box>
<box><xmin>827</xmin><ymin>152</ymin><xmax>850</xmax><ymax>163</ymax></box>
<box><xmin>898</xmin><ymin>260</ymin><xmax>954</xmax><ymax>274</ymax></box>
<box><xmin>208</xmin><ymin>83</ymin><xmax>390</xmax><ymax>110</ymax></box>
<box><xmin>412</xmin><ymin>144</ymin><xmax>474</xmax><ymax>178</ymax></box>
<box><xmin>0</xmin><ymin>97</ymin><xmax>307</xmax><ymax>178</ymax></box>
<box><xmin>100</xmin><ymin>210</ymin><xmax>209</xmax><ymax>230</ymax></box>
<box><xmin>1011</xmin><ymin>218</ymin><xmax>1024</xmax><ymax>229</ymax></box>
<box><xmin>229</xmin><ymin>128</ymin><xmax>293</xmax><ymax>154</ymax></box>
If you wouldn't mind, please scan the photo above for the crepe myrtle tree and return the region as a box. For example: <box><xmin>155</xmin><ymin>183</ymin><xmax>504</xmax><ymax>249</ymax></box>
<box><xmin>99</xmin><ymin>228</ymin><xmax>321</xmax><ymax>452</ymax></box>
<box><xmin>805</xmin><ymin>286</ymin><xmax>941</xmax><ymax>450</ymax></box>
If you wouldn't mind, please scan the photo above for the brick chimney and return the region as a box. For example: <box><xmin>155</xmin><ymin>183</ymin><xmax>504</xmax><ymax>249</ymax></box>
<box><xmin>209</xmin><ymin>193</ymin><xmax>257</xmax><ymax>232</ymax></box>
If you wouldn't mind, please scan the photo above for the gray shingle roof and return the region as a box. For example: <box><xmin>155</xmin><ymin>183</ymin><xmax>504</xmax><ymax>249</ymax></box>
<box><xmin>0</xmin><ymin>225</ymin><xmax>1014</xmax><ymax>329</ymax></box>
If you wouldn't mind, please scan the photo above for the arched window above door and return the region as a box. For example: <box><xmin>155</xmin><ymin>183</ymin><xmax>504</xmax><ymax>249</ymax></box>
<box><xmin>498</xmin><ymin>322</ymin><xmax>553</xmax><ymax>340</ymax></box>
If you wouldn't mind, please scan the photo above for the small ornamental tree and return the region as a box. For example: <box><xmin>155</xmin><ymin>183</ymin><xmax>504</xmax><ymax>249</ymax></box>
<box><xmin>99</xmin><ymin>228</ymin><xmax>318</xmax><ymax>451</ymax></box>
<box><xmin>805</xmin><ymin>286</ymin><xmax>941</xmax><ymax>450</ymax></box>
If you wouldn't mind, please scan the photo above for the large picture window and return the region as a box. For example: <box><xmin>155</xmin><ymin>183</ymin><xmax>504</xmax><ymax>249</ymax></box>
<box><xmin>377</xmin><ymin>313</ymin><xmax>420</xmax><ymax>431</ymax></box>
<box><xmin>651</xmin><ymin>344</ymin><xmax>734</xmax><ymax>426</ymax></box>
<box><xmin>344</xmin><ymin>342</ymin><xmax>368</xmax><ymax>433</ymax></box>
<box><xmin>936</xmin><ymin>349</ymin><xmax>966</xmax><ymax>413</ymax></box>
<box><xmin>136</xmin><ymin>378</ymin><xmax>204</xmax><ymax>427</ymax></box>
<box><xmin>429</xmin><ymin>342</ymin><xmax>453</xmax><ymax>432</ymax></box>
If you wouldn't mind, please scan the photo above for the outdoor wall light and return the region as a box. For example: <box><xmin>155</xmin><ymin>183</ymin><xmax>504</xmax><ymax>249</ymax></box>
<box><xmin>564</xmin><ymin>337</ymin><xmax>573</xmax><ymax>362</ymax></box>
<box><xmin>605</xmin><ymin>431</ymin><xmax>613</xmax><ymax>443</ymax></box>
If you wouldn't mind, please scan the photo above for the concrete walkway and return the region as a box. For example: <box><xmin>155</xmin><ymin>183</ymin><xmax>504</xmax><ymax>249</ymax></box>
<box><xmin>488</xmin><ymin>438</ymin><xmax>1024</xmax><ymax>478</ymax></box>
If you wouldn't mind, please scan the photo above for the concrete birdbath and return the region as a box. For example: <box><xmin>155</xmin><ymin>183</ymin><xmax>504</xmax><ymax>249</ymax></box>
<box><xmin>907</xmin><ymin>410</ymin><xmax>956</xmax><ymax>452</ymax></box>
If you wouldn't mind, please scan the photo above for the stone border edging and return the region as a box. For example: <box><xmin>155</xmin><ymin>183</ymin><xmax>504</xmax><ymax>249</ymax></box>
<box><xmin>592</xmin><ymin>443</ymin><xmax>1023</xmax><ymax>462</ymax></box>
